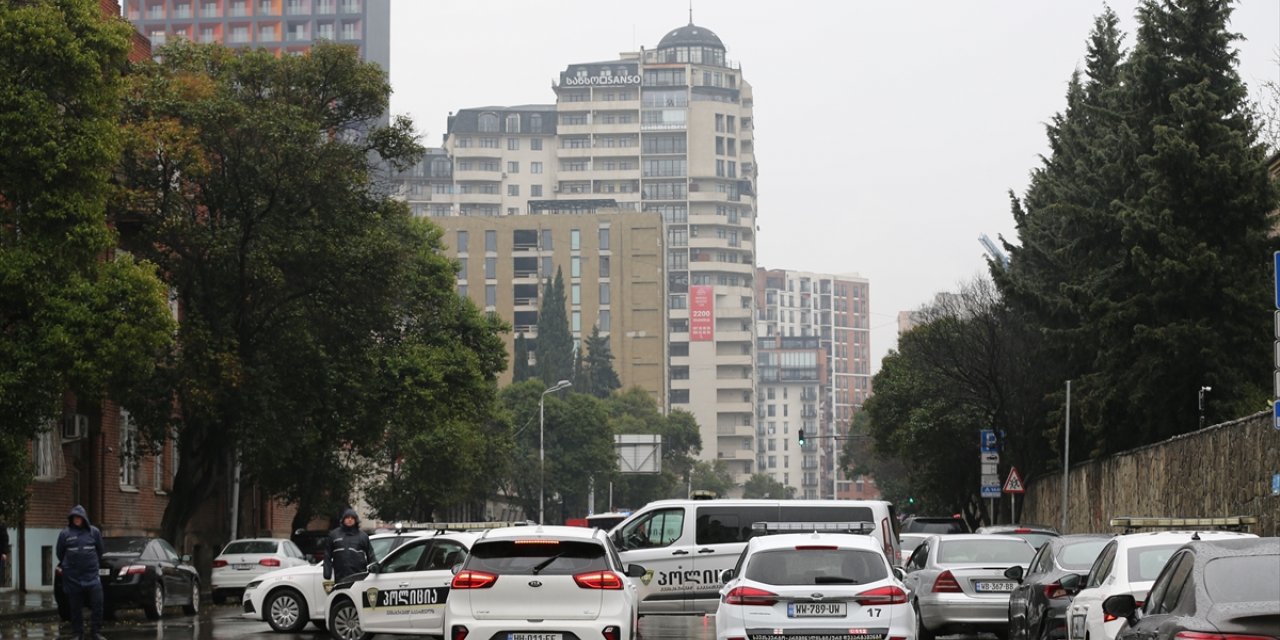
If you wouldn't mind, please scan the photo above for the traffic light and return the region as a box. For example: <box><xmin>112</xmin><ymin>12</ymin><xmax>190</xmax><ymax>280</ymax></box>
<box><xmin>798</xmin><ymin>429</ymin><xmax>806</xmax><ymax>445</ymax></box>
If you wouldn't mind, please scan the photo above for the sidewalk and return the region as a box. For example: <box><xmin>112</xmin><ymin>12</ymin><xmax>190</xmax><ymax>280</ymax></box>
<box><xmin>0</xmin><ymin>589</ymin><xmax>60</xmax><ymax>621</ymax></box>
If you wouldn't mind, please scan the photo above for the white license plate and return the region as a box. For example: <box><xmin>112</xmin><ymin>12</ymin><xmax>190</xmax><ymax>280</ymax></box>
<box><xmin>975</xmin><ymin>581</ymin><xmax>1017</xmax><ymax>592</ymax></box>
<box><xmin>509</xmin><ymin>635</ymin><xmax>562</xmax><ymax>640</ymax></box>
<box><xmin>98</xmin><ymin>568</ymin><xmax>111</xmax><ymax>576</ymax></box>
<box><xmin>789</xmin><ymin>601</ymin><xmax>848</xmax><ymax>617</ymax></box>
<box><xmin>1071</xmin><ymin>615</ymin><xmax>1086</xmax><ymax>639</ymax></box>
<box><xmin>233</xmin><ymin>563</ymin><xmax>253</xmax><ymax>570</ymax></box>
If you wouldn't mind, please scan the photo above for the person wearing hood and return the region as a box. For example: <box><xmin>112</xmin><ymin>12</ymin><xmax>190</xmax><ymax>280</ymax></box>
<box><xmin>56</xmin><ymin>505</ymin><xmax>105</xmax><ymax>640</ymax></box>
<box><xmin>323</xmin><ymin>508</ymin><xmax>374</xmax><ymax>587</ymax></box>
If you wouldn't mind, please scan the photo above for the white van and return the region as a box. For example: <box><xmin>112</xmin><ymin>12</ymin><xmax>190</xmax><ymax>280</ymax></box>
<box><xmin>609</xmin><ymin>499</ymin><xmax>900</xmax><ymax>615</ymax></box>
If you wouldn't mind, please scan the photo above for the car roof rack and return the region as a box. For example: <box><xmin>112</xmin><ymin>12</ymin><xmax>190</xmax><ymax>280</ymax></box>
<box><xmin>1108</xmin><ymin>516</ymin><xmax>1257</xmax><ymax>534</ymax></box>
<box><xmin>751</xmin><ymin>521</ymin><xmax>876</xmax><ymax>535</ymax></box>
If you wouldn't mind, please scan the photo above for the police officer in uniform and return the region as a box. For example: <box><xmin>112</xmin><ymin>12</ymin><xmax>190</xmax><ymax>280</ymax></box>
<box><xmin>323</xmin><ymin>508</ymin><xmax>374</xmax><ymax>591</ymax></box>
<box><xmin>57</xmin><ymin>505</ymin><xmax>106</xmax><ymax>640</ymax></box>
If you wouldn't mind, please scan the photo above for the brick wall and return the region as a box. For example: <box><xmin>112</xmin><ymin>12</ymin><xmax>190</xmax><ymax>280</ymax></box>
<box><xmin>1020</xmin><ymin>411</ymin><xmax>1280</xmax><ymax>537</ymax></box>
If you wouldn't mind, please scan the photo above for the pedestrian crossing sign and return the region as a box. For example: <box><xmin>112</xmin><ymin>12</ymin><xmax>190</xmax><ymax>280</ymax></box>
<box><xmin>1003</xmin><ymin>467</ymin><xmax>1026</xmax><ymax>494</ymax></box>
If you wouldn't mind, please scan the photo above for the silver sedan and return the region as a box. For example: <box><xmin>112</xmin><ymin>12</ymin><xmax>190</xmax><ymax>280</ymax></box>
<box><xmin>902</xmin><ymin>534</ymin><xmax>1037</xmax><ymax>640</ymax></box>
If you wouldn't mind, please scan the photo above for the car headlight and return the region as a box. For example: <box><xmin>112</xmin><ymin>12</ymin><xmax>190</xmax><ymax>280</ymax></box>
<box><xmin>245</xmin><ymin>580</ymin><xmax>262</xmax><ymax>590</ymax></box>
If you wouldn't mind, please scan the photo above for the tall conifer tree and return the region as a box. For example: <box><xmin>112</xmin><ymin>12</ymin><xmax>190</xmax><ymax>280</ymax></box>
<box><xmin>535</xmin><ymin>268</ymin><xmax>574</xmax><ymax>386</ymax></box>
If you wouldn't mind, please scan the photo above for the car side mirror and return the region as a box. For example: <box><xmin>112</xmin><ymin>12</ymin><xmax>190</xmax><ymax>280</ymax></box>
<box><xmin>308</xmin><ymin>556</ymin><xmax>319</xmax><ymax>565</ymax></box>
<box><xmin>892</xmin><ymin>567</ymin><xmax>907</xmax><ymax>581</ymax></box>
<box><xmin>367</xmin><ymin>562</ymin><xmax>380</xmax><ymax>575</ymax></box>
<box><xmin>720</xmin><ymin>568</ymin><xmax>736</xmax><ymax>582</ymax></box>
<box><xmin>451</xmin><ymin>563</ymin><xmax>463</xmax><ymax>575</ymax></box>
<box><xmin>180</xmin><ymin>554</ymin><xmax>192</xmax><ymax>565</ymax></box>
<box><xmin>626</xmin><ymin>564</ymin><xmax>647</xmax><ymax>579</ymax></box>
<box><xmin>1004</xmin><ymin>565</ymin><xmax>1024</xmax><ymax>582</ymax></box>
<box><xmin>1102</xmin><ymin>594</ymin><xmax>1138</xmax><ymax>622</ymax></box>
<box><xmin>1059</xmin><ymin>573</ymin><xmax>1083</xmax><ymax>593</ymax></box>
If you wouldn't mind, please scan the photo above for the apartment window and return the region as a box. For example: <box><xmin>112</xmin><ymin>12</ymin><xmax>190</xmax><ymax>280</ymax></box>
<box><xmin>201</xmin><ymin>1</ymin><xmax>219</xmax><ymax>17</ymax></box>
<box><xmin>643</xmin><ymin>159</ymin><xmax>686</xmax><ymax>177</ymax></box>
<box><xmin>570</xmin><ymin>229</ymin><xmax>581</xmax><ymax>251</ymax></box>
<box><xmin>571</xmin><ymin>284</ymin><xmax>581</xmax><ymax>305</ymax></box>
<box><xmin>457</xmin><ymin>257</ymin><xmax>468</xmax><ymax>279</ymax></box>
<box><xmin>33</xmin><ymin>424</ymin><xmax>57</xmax><ymax>481</ymax></box>
<box><xmin>599</xmin><ymin>256</ymin><xmax>610</xmax><ymax>278</ymax></box>
<box><xmin>531</xmin><ymin>162</ymin><xmax>543</xmax><ymax>174</ymax></box>
<box><xmin>174</xmin><ymin>2</ymin><xmax>192</xmax><ymax>17</ymax></box>
<box><xmin>668</xmin><ymin>227</ymin><xmax>688</xmax><ymax>247</ymax></box>
<box><xmin>572</xmin><ymin>311</ymin><xmax>581</xmax><ymax>333</ymax></box>
<box><xmin>716</xmin><ymin>137</ymin><xmax>725</xmax><ymax>155</ymax></box>
<box><xmin>716</xmin><ymin>159</ymin><xmax>725</xmax><ymax>177</ymax></box>
<box><xmin>571</xmin><ymin>257</ymin><xmax>581</xmax><ymax>278</ymax></box>
<box><xmin>728</xmin><ymin>161</ymin><xmax>737</xmax><ymax>178</ymax></box>
<box><xmin>541</xmin><ymin>256</ymin><xmax>553</xmax><ymax>278</ymax></box>
<box><xmin>507</xmin><ymin>138</ymin><xmax>520</xmax><ymax>151</ymax></box>
<box><xmin>286</xmin><ymin>0</ymin><xmax>304</xmax><ymax>14</ymax></box>
<box><xmin>484</xmin><ymin>230</ymin><xmax>497</xmax><ymax>252</ymax></box>
<box><xmin>454</xmin><ymin>137</ymin><xmax>472</xmax><ymax>148</ymax></box>
<box><xmin>598</xmin><ymin>227</ymin><xmax>611</xmax><ymax>250</ymax></box>
<box><xmin>230</xmin><ymin>25</ymin><xmax>249</xmax><ymax>42</ymax></box>
<box><xmin>508</xmin><ymin>184</ymin><xmax>520</xmax><ymax>197</ymax></box>
<box><xmin>667</xmin><ymin>250</ymin><xmax>688</xmax><ymax>270</ymax></box>
<box><xmin>153</xmin><ymin>441</ymin><xmax>166</xmax><ymax>493</ymax></box>
<box><xmin>259</xmin><ymin>25</ymin><xmax>276</xmax><ymax>41</ymax></box>
<box><xmin>507</xmin><ymin>161</ymin><xmax>519</xmax><ymax>174</ymax></box>
<box><xmin>531</xmin><ymin>138</ymin><xmax>543</xmax><ymax>151</ymax></box>
<box><xmin>506</xmin><ymin>114</ymin><xmax>521</xmax><ymax>133</ymax></box>
<box><xmin>727</xmin><ymin>115</ymin><xmax>736</xmax><ymax>133</ymax></box>
<box><xmin>715</xmin><ymin>114</ymin><xmax>725</xmax><ymax>132</ymax></box>
<box><xmin>540</xmin><ymin>229</ymin><xmax>554</xmax><ymax>250</ymax></box>
<box><xmin>119</xmin><ymin>409</ymin><xmax>139</xmax><ymax>488</ymax></box>
<box><xmin>599</xmin><ymin>283</ymin><xmax>611</xmax><ymax>305</ymax></box>
<box><xmin>479</xmin><ymin>113</ymin><xmax>500</xmax><ymax>132</ymax></box>
<box><xmin>530</xmin><ymin>114</ymin><xmax>543</xmax><ymax>132</ymax></box>
<box><xmin>340</xmin><ymin>0</ymin><xmax>359</xmax><ymax>12</ymax></box>
<box><xmin>485</xmin><ymin>285</ymin><xmax>497</xmax><ymax>307</ymax></box>
<box><xmin>484</xmin><ymin>257</ymin><xmax>496</xmax><ymax>279</ymax></box>
<box><xmin>531</xmin><ymin>185</ymin><xmax>543</xmax><ymax>197</ymax></box>
<box><xmin>598</xmin><ymin>310</ymin><xmax>611</xmax><ymax>332</ymax></box>
<box><xmin>457</xmin><ymin>284</ymin><xmax>468</xmax><ymax>297</ymax></box>
<box><xmin>259</xmin><ymin>0</ymin><xmax>274</xmax><ymax>15</ymax></box>
<box><xmin>316</xmin><ymin>22</ymin><xmax>334</xmax><ymax>39</ymax></box>
<box><xmin>727</xmin><ymin>138</ymin><xmax>737</xmax><ymax>156</ymax></box>
<box><xmin>149</xmin><ymin>30</ymin><xmax>167</xmax><ymax>45</ymax></box>
<box><xmin>480</xmin><ymin>137</ymin><xmax>499</xmax><ymax>149</ymax></box>
<box><xmin>230</xmin><ymin>0</ymin><xmax>247</xmax><ymax>15</ymax></box>
<box><xmin>561</xmin><ymin>114</ymin><xmax>588</xmax><ymax>126</ymax></box>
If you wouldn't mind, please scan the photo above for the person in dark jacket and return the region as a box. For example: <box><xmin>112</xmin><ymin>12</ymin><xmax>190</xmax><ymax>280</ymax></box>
<box><xmin>56</xmin><ymin>505</ymin><xmax>105</xmax><ymax>640</ymax></box>
<box><xmin>0</xmin><ymin>520</ymin><xmax>10</xmax><ymax>588</ymax></box>
<box><xmin>323</xmin><ymin>508</ymin><xmax>374</xmax><ymax>586</ymax></box>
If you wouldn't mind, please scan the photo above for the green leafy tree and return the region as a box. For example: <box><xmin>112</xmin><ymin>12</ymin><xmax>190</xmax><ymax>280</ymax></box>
<box><xmin>577</xmin><ymin>326</ymin><xmax>622</xmax><ymax>398</ymax></box>
<box><xmin>534</xmin><ymin>268</ymin><xmax>574</xmax><ymax>386</ymax></box>
<box><xmin>512</xmin><ymin>333</ymin><xmax>531</xmax><ymax>383</ymax></box>
<box><xmin>111</xmin><ymin>41</ymin><xmax>440</xmax><ymax>541</ymax></box>
<box><xmin>742</xmin><ymin>473</ymin><xmax>793</xmax><ymax>499</ymax></box>
<box><xmin>603</xmin><ymin>388</ymin><xmax>701</xmax><ymax>509</ymax></box>
<box><xmin>0</xmin><ymin>0</ymin><xmax>174</xmax><ymax>515</ymax></box>
<box><xmin>690</xmin><ymin>460</ymin><xmax>734</xmax><ymax>498</ymax></box>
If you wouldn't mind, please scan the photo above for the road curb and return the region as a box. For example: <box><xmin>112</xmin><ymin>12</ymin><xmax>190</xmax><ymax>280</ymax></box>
<box><xmin>0</xmin><ymin>608</ymin><xmax>60</xmax><ymax>622</ymax></box>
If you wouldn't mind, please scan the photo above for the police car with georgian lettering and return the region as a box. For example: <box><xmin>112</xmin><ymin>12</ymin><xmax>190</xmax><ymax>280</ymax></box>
<box><xmin>325</xmin><ymin>529</ymin><xmax>483</xmax><ymax>640</ymax></box>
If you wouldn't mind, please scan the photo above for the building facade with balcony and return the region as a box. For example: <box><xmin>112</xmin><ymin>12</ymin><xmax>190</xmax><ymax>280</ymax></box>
<box><xmin>395</xmin><ymin>22</ymin><xmax>760</xmax><ymax>484</ymax></box>
<box><xmin>123</xmin><ymin>0</ymin><xmax>389</xmax><ymax>71</ymax></box>
<box><xmin>756</xmin><ymin>268</ymin><xmax>876</xmax><ymax>500</ymax></box>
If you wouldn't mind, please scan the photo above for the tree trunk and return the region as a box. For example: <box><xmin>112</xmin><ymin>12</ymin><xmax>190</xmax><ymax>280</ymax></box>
<box><xmin>161</xmin><ymin>422</ymin><xmax>226</xmax><ymax>547</ymax></box>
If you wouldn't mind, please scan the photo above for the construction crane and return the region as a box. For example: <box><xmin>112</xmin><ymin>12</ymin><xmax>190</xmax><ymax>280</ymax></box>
<box><xmin>979</xmin><ymin>233</ymin><xmax>1009</xmax><ymax>270</ymax></box>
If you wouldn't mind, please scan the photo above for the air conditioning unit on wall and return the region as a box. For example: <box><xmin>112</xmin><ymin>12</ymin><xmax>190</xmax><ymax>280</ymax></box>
<box><xmin>62</xmin><ymin>413</ymin><xmax>89</xmax><ymax>441</ymax></box>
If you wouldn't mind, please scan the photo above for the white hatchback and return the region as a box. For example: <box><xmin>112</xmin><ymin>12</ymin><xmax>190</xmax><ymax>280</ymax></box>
<box><xmin>446</xmin><ymin>525</ymin><xmax>645</xmax><ymax>640</ymax></box>
<box><xmin>213</xmin><ymin>538</ymin><xmax>310</xmax><ymax>603</ymax></box>
<box><xmin>716</xmin><ymin>532</ymin><xmax>915</xmax><ymax>640</ymax></box>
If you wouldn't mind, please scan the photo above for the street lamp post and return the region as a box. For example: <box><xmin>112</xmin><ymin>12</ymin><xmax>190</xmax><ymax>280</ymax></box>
<box><xmin>1198</xmin><ymin>386</ymin><xmax>1211</xmax><ymax>430</ymax></box>
<box><xmin>540</xmin><ymin>380</ymin><xmax>572</xmax><ymax>525</ymax></box>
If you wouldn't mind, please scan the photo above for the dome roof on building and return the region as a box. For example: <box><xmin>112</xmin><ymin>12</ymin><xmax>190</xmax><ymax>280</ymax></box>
<box><xmin>658</xmin><ymin>23</ymin><xmax>725</xmax><ymax>50</ymax></box>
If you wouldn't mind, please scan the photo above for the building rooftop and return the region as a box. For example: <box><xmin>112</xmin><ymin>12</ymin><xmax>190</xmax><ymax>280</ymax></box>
<box><xmin>657</xmin><ymin>23</ymin><xmax>725</xmax><ymax>50</ymax></box>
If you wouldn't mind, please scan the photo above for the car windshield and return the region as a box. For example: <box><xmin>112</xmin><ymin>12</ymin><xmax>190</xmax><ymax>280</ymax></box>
<box><xmin>223</xmin><ymin>540</ymin><xmax>278</xmax><ymax>555</ymax></box>
<box><xmin>467</xmin><ymin>539</ymin><xmax>608</xmax><ymax>576</ymax></box>
<box><xmin>371</xmin><ymin>537</ymin><xmax>403</xmax><ymax>560</ymax></box>
<box><xmin>938</xmin><ymin>539</ymin><xmax>1034</xmax><ymax>564</ymax></box>
<box><xmin>1127</xmin><ymin>544</ymin><xmax>1182</xmax><ymax>582</ymax></box>
<box><xmin>746</xmin><ymin>548</ymin><xmax>888</xmax><ymax>585</ymax></box>
<box><xmin>1058</xmin><ymin>539</ymin><xmax>1110</xmax><ymax>570</ymax></box>
<box><xmin>1204</xmin><ymin>555</ymin><xmax>1280</xmax><ymax>603</ymax></box>
<box><xmin>103</xmin><ymin>537</ymin><xmax>149</xmax><ymax>556</ymax></box>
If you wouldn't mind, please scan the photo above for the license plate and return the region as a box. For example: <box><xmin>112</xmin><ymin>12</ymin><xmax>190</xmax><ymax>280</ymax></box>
<box><xmin>975</xmin><ymin>581</ymin><xmax>1017</xmax><ymax>593</ymax></box>
<box><xmin>789</xmin><ymin>601</ymin><xmax>848</xmax><ymax>617</ymax></box>
<box><xmin>509</xmin><ymin>635</ymin><xmax>562</xmax><ymax>640</ymax></box>
<box><xmin>233</xmin><ymin>563</ymin><xmax>253</xmax><ymax>570</ymax></box>
<box><xmin>98</xmin><ymin>568</ymin><xmax>111</xmax><ymax>576</ymax></box>
<box><xmin>1071</xmin><ymin>615</ymin><xmax>1086</xmax><ymax>639</ymax></box>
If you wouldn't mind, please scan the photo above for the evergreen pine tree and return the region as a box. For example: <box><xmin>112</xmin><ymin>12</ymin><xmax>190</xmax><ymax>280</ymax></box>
<box><xmin>580</xmin><ymin>326</ymin><xmax>622</xmax><ymax>398</ymax></box>
<box><xmin>534</xmin><ymin>268</ymin><xmax>575</xmax><ymax>386</ymax></box>
<box><xmin>513</xmin><ymin>333</ymin><xmax>532</xmax><ymax>382</ymax></box>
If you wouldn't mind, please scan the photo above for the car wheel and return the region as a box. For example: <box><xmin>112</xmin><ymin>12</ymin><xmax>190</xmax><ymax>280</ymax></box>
<box><xmin>265</xmin><ymin>588</ymin><xmax>309</xmax><ymax>633</ymax></box>
<box><xmin>915</xmin><ymin>605</ymin><xmax>936</xmax><ymax>640</ymax></box>
<box><xmin>183</xmin><ymin>580</ymin><xmax>200</xmax><ymax>616</ymax></box>
<box><xmin>144</xmin><ymin>582</ymin><xmax>165</xmax><ymax>620</ymax></box>
<box><xmin>328</xmin><ymin>598</ymin><xmax>372</xmax><ymax>640</ymax></box>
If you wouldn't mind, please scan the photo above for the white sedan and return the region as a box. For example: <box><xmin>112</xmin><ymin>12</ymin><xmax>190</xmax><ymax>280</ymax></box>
<box><xmin>241</xmin><ymin>532</ymin><xmax>427</xmax><ymax>632</ymax></box>
<box><xmin>212</xmin><ymin>538</ymin><xmax>310</xmax><ymax>604</ymax></box>
<box><xmin>716</xmin><ymin>532</ymin><xmax>915</xmax><ymax>640</ymax></box>
<box><xmin>444</xmin><ymin>525</ymin><xmax>645</xmax><ymax>640</ymax></box>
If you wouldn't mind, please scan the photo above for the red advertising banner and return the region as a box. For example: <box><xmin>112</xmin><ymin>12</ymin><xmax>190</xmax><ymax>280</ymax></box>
<box><xmin>690</xmin><ymin>285</ymin><xmax>714</xmax><ymax>341</ymax></box>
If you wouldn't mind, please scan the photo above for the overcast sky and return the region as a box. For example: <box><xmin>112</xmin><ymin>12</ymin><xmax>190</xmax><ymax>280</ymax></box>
<box><xmin>387</xmin><ymin>0</ymin><xmax>1280</xmax><ymax>374</ymax></box>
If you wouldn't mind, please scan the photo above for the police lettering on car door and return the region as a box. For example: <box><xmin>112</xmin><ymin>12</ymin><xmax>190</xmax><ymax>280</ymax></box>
<box><xmin>363</xmin><ymin>586</ymin><xmax>448</xmax><ymax>615</ymax></box>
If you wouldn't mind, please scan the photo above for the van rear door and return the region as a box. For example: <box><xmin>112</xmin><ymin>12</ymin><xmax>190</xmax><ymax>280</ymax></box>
<box><xmin>687</xmin><ymin>504</ymin><xmax>781</xmax><ymax>614</ymax></box>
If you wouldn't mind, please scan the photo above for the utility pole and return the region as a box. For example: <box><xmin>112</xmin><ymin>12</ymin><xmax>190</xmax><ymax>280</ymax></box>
<box><xmin>1061</xmin><ymin>380</ymin><xmax>1071</xmax><ymax>533</ymax></box>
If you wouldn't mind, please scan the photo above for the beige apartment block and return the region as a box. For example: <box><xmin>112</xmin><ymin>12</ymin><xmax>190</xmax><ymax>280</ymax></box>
<box><xmin>395</xmin><ymin>21</ymin><xmax>759</xmax><ymax>485</ymax></box>
<box><xmin>430</xmin><ymin>211</ymin><xmax>666</xmax><ymax>405</ymax></box>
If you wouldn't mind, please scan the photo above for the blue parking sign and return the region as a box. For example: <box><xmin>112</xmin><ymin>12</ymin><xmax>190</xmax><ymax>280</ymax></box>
<box><xmin>1274</xmin><ymin>403</ymin><xmax>1280</xmax><ymax>430</ymax></box>
<box><xmin>980</xmin><ymin>429</ymin><xmax>998</xmax><ymax>453</ymax></box>
<box><xmin>1272</xmin><ymin>473</ymin><xmax>1280</xmax><ymax>497</ymax></box>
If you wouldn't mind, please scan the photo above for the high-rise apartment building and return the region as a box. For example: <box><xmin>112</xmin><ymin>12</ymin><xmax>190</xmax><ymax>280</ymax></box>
<box><xmin>397</xmin><ymin>22</ymin><xmax>760</xmax><ymax>483</ymax></box>
<box><xmin>123</xmin><ymin>0</ymin><xmax>389</xmax><ymax>72</ymax></box>
<box><xmin>756</xmin><ymin>269</ymin><xmax>875</xmax><ymax>499</ymax></box>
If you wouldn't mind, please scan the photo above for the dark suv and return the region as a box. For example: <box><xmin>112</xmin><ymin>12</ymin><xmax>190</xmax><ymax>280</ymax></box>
<box><xmin>901</xmin><ymin>515</ymin><xmax>970</xmax><ymax>534</ymax></box>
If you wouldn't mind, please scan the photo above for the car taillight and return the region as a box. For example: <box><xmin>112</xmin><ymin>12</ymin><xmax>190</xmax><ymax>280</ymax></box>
<box><xmin>450</xmin><ymin>570</ymin><xmax>497</xmax><ymax>589</ymax></box>
<box><xmin>1104</xmin><ymin>601</ymin><xmax>1143</xmax><ymax>623</ymax></box>
<box><xmin>119</xmin><ymin>565</ymin><xmax>147</xmax><ymax>577</ymax></box>
<box><xmin>1175</xmin><ymin>633</ymin><xmax>1277</xmax><ymax>640</ymax></box>
<box><xmin>55</xmin><ymin>567</ymin><xmax>62</xmax><ymax>576</ymax></box>
<box><xmin>932</xmin><ymin>570</ymin><xmax>962</xmax><ymax>593</ymax></box>
<box><xmin>1014</xmin><ymin>528</ymin><xmax>1033</xmax><ymax>533</ymax></box>
<box><xmin>795</xmin><ymin>545</ymin><xmax>838</xmax><ymax>550</ymax></box>
<box><xmin>573</xmin><ymin>571</ymin><xmax>624</xmax><ymax>590</ymax></box>
<box><xmin>602</xmin><ymin>625</ymin><xmax>621</xmax><ymax>640</ymax></box>
<box><xmin>723</xmin><ymin>586</ymin><xmax>779</xmax><ymax>606</ymax></box>
<box><xmin>212</xmin><ymin>560</ymin><xmax>228</xmax><ymax>568</ymax></box>
<box><xmin>1043</xmin><ymin>582</ymin><xmax>1068</xmax><ymax>599</ymax></box>
<box><xmin>855</xmin><ymin>585</ymin><xmax>908</xmax><ymax>605</ymax></box>
<box><xmin>451</xmin><ymin>625</ymin><xmax>469</xmax><ymax>640</ymax></box>
<box><xmin>259</xmin><ymin>558</ymin><xmax>280</xmax><ymax>567</ymax></box>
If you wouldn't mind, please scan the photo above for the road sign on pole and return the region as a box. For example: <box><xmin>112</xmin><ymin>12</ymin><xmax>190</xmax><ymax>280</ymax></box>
<box><xmin>1003</xmin><ymin>467</ymin><xmax>1026</xmax><ymax>494</ymax></box>
<box><xmin>980</xmin><ymin>482</ymin><xmax>1001</xmax><ymax>499</ymax></box>
<box><xmin>980</xmin><ymin>429</ymin><xmax>998</xmax><ymax>453</ymax></box>
<box><xmin>1274</xmin><ymin>403</ymin><xmax>1280</xmax><ymax>431</ymax></box>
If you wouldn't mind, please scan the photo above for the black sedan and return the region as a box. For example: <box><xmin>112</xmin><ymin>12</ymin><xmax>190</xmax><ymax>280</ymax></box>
<box><xmin>1006</xmin><ymin>534</ymin><xmax>1112</xmax><ymax>640</ymax></box>
<box><xmin>56</xmin><ymin>536</ymin><xmax>200</xmax><ymax>621</ymax></box>
<box><xmin>1107</xmin><ymin>538</ymin><xmax>1279</xmax><ymax>640</ymax></box>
